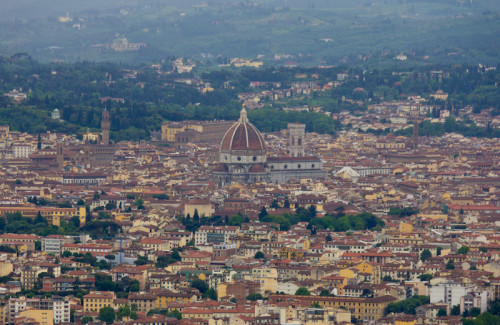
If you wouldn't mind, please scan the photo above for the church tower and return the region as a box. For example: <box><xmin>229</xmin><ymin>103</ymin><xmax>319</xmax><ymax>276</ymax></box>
<box><xmin>101</xmin><ymin>108</ymin><xmax>110</xmax><ymax>145</ymax></box>
<box><xmin>56</xmin><ymin>142</ymin><xmax>64</xmax><ymax>169</ymax></box>
<box><xmin>287</xmin><ymin>123</ymin><xmax>305</xmax><ymax>157</ymax></box>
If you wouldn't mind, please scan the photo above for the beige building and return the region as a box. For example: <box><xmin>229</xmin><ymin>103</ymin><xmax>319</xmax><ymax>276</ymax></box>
<box><xmin>184</xmin><ymin>199</ymin><xmax>215</xmax><ymax>218</ymax></box>
<box><xmin>20</xmin><ymin>308</ymin><xmax>54</xmax><ymax>325</ymax></box>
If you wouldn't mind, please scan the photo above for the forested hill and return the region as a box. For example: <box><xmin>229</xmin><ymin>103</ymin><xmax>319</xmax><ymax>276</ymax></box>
<box><xmin>0</xmin><ymin>56</ymin><xmax>499</xmax><ymax>140</ymax></box>
<box><xmin>0</xmin><ymin>0</ymin><xmax>500</xmax><ymax>65</ymax></box>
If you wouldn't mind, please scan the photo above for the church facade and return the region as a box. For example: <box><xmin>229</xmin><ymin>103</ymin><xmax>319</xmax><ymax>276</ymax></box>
<box><xmin>213</xmin><ymin>109</ymin><xmax>325</xmax><ymax>186</ymax></box>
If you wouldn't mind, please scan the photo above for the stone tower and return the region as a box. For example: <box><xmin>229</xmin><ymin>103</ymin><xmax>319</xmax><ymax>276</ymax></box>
<box><xmin>287</xmin><ymin>123</ymin><xmax>305</xmax><ymax>157</ymax></box>
<box><xmin>101</xmin><ymin>108</ymin><xmax>110</xmax><ymax>145</ymax></box>
<box><xmin>56</xmin><ymin>143</ymin><xmax>64</xmax><ymax>169</ymax></box>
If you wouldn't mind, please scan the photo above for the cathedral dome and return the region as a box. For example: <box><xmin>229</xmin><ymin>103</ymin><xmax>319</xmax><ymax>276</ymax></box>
<box><xmin>220</xmin><ymin>108</ymin><xmax>265</xmax><ymax>152</ymax></box>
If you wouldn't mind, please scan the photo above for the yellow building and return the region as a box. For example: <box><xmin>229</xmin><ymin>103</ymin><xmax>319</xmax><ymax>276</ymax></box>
<box><xmin>20</xmin><ymin>308</ymin><xmax>54</xmax><ymax>325</ymax></box>
<box><xmin>0</xmin><ymin>262</ymin><xmax>13</xmax><ymax>277</ymax></box>
<box><xmin>399</xmin><ymin>222</ymin><xmax>413</xmax><ymax>233</ymax></box>
<box><xmin>0</xmin><ymin>301</ymin><xmax>7</xmax><ymax>325</ymax></box>
<box><xmin>290</xmin><ymin>295</ymin><xmax>397</xmax><ymax>323</ymax></box>
<box><xmin>83</xmin><ymin>291</ymin><xmax>116</xmax><ymax>312</ymax></box>
<box><xmin>322</xmin><ymin>276</ymin><xmax>347</xmax><ymax>295</ymax></box>
<box><xmin>161</xmin><ymin>122</ymin><xmax>186</xmax><ymax>142</ymax></box>
<box><xmin>356</xmin><ymin>261</ymin><xmax>381</xmax><ymax>284</ymax></box>
<box><xmin>251</xmin><ymin>267</ymin><xmax>278</xmax><ymax>294</ymax></box>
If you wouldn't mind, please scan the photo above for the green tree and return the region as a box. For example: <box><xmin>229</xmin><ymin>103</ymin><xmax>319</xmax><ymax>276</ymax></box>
<box><xmin>168</xmin><ymin>309</ymin><xmax>182</xmax><ymax>320</ymax></box>
<box><xmin>457</xmin><ymin>246</ymin><xmax>470</xmax><ymax>255</ymax></box>
<box><xmin>319</xmin><ymin>289</ymin><xmax>331</xmax><ymax>296</ymax></box>
<box><xmin>420</xmin><ymin>249</ymin><xmax>432</xmax><ymax>262</ymax></box>
<box><xmin>446</xmin><ymin>260</ymin><xmax>455</xmax><ymax>269</ymax></box>
<box><xmin>437</xmin><ymin>309</ymin><xmax>447</xmax><ymax>317</ymax></box>
<box><xmin>171</xmin><ymin>248</ymin><xmax>182</xmax><ymax>261</ymax></box>
<box><xmin>191</xmin><ymin>279</ymin><xmax>209</xmax><ymax>294</ymax></box>
<box><xmin>117</xmin><ymin>304</ymin><xmax>131</xmax><ymax>320</ymax></box>
<box><xmin>98</xmin><ymin>306</ymin><xmax>115</xmax><ymax>324</ymax></box>
<box><xmin>295</xmin><ymin>287</ymin><xmax>311</xmax><ymax>296</ymax></box>
<box><xmin>254</xmin><ymin>251</ymin><xmax>265</xmax><ymax>259</ymax></box>
<box><xmin>134</xmin><ymin>255</ymin><xmax>149</xmax><ymax>266</ymax></box>
<box><xmin>479</xmin><ymin>247</ymin><xmax>488</xmax><ymax>253</ymax></box>
<box><xmin>418</xmin><ymin>274</ymin><xmax>433</xmax><ymax>281</ymax></box>
<box><xmin>258</xmin><ymin>206</ymin><xmax>268</xmax><ymax>220</ymax></box>
<box><xmin>204</xmin><ymin>288</ymin><xmax>217</xmax><ymax>300</ymax></box>
<box><xmin>470</xmin><ymin>307</ymin><xmax>481</xmax><ymax>317</ymax></box>
<box><xmin>246</xmin><ymin>293</ymin><xmax>263</xmax><ymax>301</ymax></box>
<box><xmin>81</xmin><ymin>316</ymin><xmax>93</xmax><ymax>324</ymax></box>
<box><xmin>451</xmin><ymin>304</ymin><xmax>461</xmax><ymax>315</ymax></box>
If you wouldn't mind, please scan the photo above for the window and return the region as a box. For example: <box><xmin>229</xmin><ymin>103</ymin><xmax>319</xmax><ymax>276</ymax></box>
<box><xmin>284</xmin><ymin>164</ymin><xmax>287</xmax><ymax>169</ymax></box>
<box><xmin>298</xmin><ymin>164</ymin><xmax>301</xmax><ymax>168</ymax></box>
<box><xmin>253</xmin><ymin>156</ymin><xmax>257</xmax><ymax>161</ymax></box>
<box><xmin>312</xmin><ymin>164</ymin><xmax>315</xmax><ymax>168</ymax></box>
<box><xmin>237</xmin><ymin>157</ymin><xmax>241</xmax><ymax>161</ymax></box>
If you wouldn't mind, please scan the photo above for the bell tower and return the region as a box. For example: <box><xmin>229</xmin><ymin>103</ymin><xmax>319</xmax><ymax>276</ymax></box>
<box><xmin>287</xmin><ymin>123</ymin><xmax>305</xmax><ymax>157</ymax></box>
<box><xmin>101</xmin><ymin>108</ymin><xmax>110</xmax><ymax>145</ymax></box>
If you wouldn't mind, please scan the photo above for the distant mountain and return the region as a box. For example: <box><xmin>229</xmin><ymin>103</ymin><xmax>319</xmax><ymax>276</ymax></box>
<box><xmin>0</xmin><ymin>0</ymin><xmax>499</xmax><ymax>64</ymax></box>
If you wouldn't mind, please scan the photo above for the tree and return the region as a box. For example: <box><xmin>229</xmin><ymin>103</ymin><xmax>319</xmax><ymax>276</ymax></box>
<box><xmin>479</xmin><ymin>247</ymin><xmax>488</xmax><ymax>253</ymax></box>
<box><xmin>385</xmin><ymin>296</ymin><xmax>430</xmax><ymax>315</ymax></box>
<box><xmin>168</xmin><ymin>309</ymin><xmax>182</xmax><ymax>320</ymax></box>
<box><xmin>418</xmin><ymin>274</ymin><xmax>433</xmax><ymax>281</ymax></box>
<box><xmin>105</xmin><ymin>254</ymin><xmax>115</xmax><ymax>260</ymax></box>
<box><xmin>254</xmin><ymin>251</ymin><xmax>265</xmax><ymax>259</ymax></box>
<box><xmin>420</xmin><ymin>249</ymin><xmax>432</xmax><ymax>262</ymax></box>
<box><xmin>437</xmin><ymin>246</ymin><xmax>442</xmax><ymax>256</ymax></box>
<box><xmin>129</xmin><ymin>282</ymin><xmax>140</xmax><ymax>292</ymax></box>
<box><xmin>171</xmin><ymin>248</ymin><xmax>182</xmax><ymax>261</ymax></box>
<box><xmin>311</xmin><ymin>302</ymin><xmax>322</xmax><ymax>308</ymax></box>
<box><xmin>451</xmin><ymin>304</ymin><xmax>461</xmax><ymax>315</ymax></box>
<box><xmin>319</xmin><ymin>289</ymin><xmax>331</xmax><ymax>296</ymax></box>
<box><xmin>193</xmin><ymin>209</ymin><xmax>200</xmax><ymax>222</ymax></box>
<box><xmin>271</xmin><ymin>199</ymin><xmax>279</xmax><ymax>209</ymax></box>
<box><xmin>446</xmin><ymin>260</ymin><xmax>455</xmax><ymax>269</ymax></box>
<box><xmin>457</xmin><ymin>246</ymin><xmax>470</xmax><ymax>255</ymax></box>
<box><xmin>246</xmin><ymin>293</ymin><xmax>263</xmax><ymax>301</ymax></box>
<box><xmin>437</xmin><ymin>309</ymin><xmax>447</xmax><ymax>317</ymax></box>
<box><xmin>191</xmin><ymin>279</ymin><xmax>209</xmax><ymax>294</ymax></box>
<box><xmin>284</xmin><ymin>199</ymin><xmax>290</xmax><ymax>209</ymax></box>
<box><xmin>117</xmin><ymin>304</ymin><xmax>131</xmax><ymax>320</ymax></box>
<box><xmin>488</xmin><ymin>300</ymin><xmax>500</xmax><ymax>316</ymax></box>
<box><xmin>61</xmin><ymin>250</ymin><xmax>72</xmax><ymax>258</ymax></box>
<box><xmin>134</xmin><ymin>255</ymin><xmax>149</xmax><ymax>266</ymax></box>
<box><xmin>258</xmin><ymin>206</ymin><xmax>268</xmax><ymax>220</ymax></box>
<box><xmin>105</xmin><ymin>202</ymin><xmax>117</xmax><ymax>210</ymax></box>
<box><xmin>295</xmin><ymin>287</ymin><xmax>311</xmax><ymax>296</ymax></box>
<box><xmin>204</xmin><ymin>288</ymin><xmax>217</xmax><ymax>300</ymax></box>
<box><xmin>470</xmin><ymin>307</ymin><xmax>481</xmax><ymax>317</ymax></box>
<box><xmin>81</xmin><ymin>316</ymin><xmax>93</xmax><ymax>324</ymax></box>
<box><xmin>98</xmin><ymin>306</ymin><xmax>115</xmax><ymax>324</ymax></box>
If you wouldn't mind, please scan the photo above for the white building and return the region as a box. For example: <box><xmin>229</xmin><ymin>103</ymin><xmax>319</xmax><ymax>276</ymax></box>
<box><xmin>429</xmin><ymin>281</ymin><xmax>475</xmax><ymax>308</ymax></box>
<box><xmin>42</xmin><ymin>236</ymin><xmax>70</xmax><ymax>256</ymax></box>
<box><xmin>13</xmin><ymin>143</ymin><xmax>32</xmax><ymax>158</ymax></box>
<box><xmin>194</xmin><ymin>226</ymin><xmax>239</xmax><ymax>246</ymax></box>
<box><xmin>8</xmin><ymin>296</ymin><xmax>70</xmax><ymax>323</ymax></box>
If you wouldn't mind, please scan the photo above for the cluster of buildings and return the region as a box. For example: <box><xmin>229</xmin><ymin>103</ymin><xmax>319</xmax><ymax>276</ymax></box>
<box><xmin>0</xmin><ymin>100</ymin><xmax>496</xmax><ymax>325</ymax></box>
<box><xmin>0</xmin><ymin>66</ymin><xmax>499</xmax><ymax>325</ymax></box>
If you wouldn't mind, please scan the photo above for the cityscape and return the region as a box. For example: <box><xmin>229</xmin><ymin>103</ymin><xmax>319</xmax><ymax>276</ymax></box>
<box><xmin>0</xmin><ymin>1</ymin><xmax>500</xmax><ymax>325</ymax></box>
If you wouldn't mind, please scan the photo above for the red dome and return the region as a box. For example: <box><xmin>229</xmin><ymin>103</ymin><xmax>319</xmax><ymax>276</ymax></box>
<box><xmin>220</xmin><ymin>109</ymin><xmax>265</xmax><ymax>151</ymax></box>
